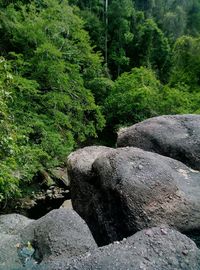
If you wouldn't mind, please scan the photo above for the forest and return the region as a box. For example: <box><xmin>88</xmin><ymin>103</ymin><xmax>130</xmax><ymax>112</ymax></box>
<box><xmin>0</xmin><ymin>0</ymin><xmax>200</xmax><ymax>202</ymax></box>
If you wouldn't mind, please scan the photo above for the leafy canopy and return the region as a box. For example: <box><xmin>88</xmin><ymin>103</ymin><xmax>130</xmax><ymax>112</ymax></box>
<box><xmin>0</xmin><ymin>0</ymin><xmax>106</xmax><ymax>200</ymax></box>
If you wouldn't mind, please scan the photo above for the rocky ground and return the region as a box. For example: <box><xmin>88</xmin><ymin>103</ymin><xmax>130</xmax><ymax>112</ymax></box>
<box><xmin>1</xmin><ymin>114</ymin><xmax>200</xmax><ymax>270</ymax></box>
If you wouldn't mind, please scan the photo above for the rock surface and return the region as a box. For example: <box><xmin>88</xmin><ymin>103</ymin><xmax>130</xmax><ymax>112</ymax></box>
<box><xmin>69</xmin><ymin>146</ymin><xmax>200</xmax><ymax>245</ymax></box>
<box><xmin>117</xmin><ymin>115</ymin><xmax>200</xmax><ymax>170</ymax></box>
<box><xmin>0</xmin><ymin>234</ymin><xmax>23</xmax><ymax>270</ymax></box>
<box><xmin>0</xmin><ymin>209</ymin><xmax>97</xmax><ymax>269</ymax></box>
<box><xmin>60</xmin><ymin>200</ymin><xmax>73</xmax><ymax>209</ymax></box>
<box><xmin>38</xmin><ymin>227</ymin><xmax>200</xmax><ymax>270</ymax></box>
<box><xmin>0</xmin><ymin>213</ymin><xmax>32</xmax><ymax>235</ymax></box>
<box><xmin>67</xmin><ymin>145</ymin><xmax>112</xmax><ymax>244</ymax></box>
<box><xmin>49</xmin><ymin>167</ymin><xmax>70</xmax><ymax>188</ymax></box>
<box><xmin>26</xmin><ymin>187</ymin><xmax>70</xmax><ymax>219</ymax></box>
<box><xmin>0</xmin><ymin>214</ymin><xmax>33</xmax><ymax>270</ymax></box>
<box><xmin>21</xmin><ymin>208</ymin><xmax>97</xmax><ymax>263</ymax></box>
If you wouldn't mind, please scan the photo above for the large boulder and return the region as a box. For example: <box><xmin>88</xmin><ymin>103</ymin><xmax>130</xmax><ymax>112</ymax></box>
<box><xmin>117</xmin><ymin>115</ymin><xmax>200</xmax><ymax>170</ymax></box>
<box><xmin>0</xmin><ymin>209</ymin><xmax>97</xmax><ymax>269</ymax></box>
<box><xmin>0</xmin><ymin>213</ymin><xmax>32</xmax><ymax>235</ymax></box>
<box><xmin>67</xmin><ymin>146</ymin><xmax>112</xmax><ymax>244</ymax></box>
<box><xmin>69</xmin><ymin>147</ymin><xmax>200</xmax><ymax>245</ymax></box>
<box><xmin>0</xmin><ymin>234</ymin><xmax>23</xmax><ymax>270</ymax></box>
<box><xmin>21</xmin><ymin>208</ymin><xmax>97</xmax><ymax>263</ymax></box>
<box><xmin>38</xmin><ymin>227</ymin><xmax>200</xmax><ymax>270</ymax></box>
<box><xmin>0</xmin><ymin>214</ymin><xmax>33</xmax><ymax>270</ymax></box>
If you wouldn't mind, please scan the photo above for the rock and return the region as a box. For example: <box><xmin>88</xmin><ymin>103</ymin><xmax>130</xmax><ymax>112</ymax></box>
<box><xmin>38</xmin><ymin>227</ymin><xmax>200</xmax><ymax>270</ymax></box>
<box><xmin>49</xmin><ymin>167</ymin><xmax>70</xmax><ymax>188</ymax></box>
<box><xmin>186</xmin><ymin>230</ymin><xmax>200</xmax><ymax>249</ymax></box>
<box><xmin>0</xmin><ymin>185</ymin><xmax>69</xmax><ymax>219</ymax></box>
<box><xmin>25</xmin><ymin>187</ymin><xmax>70</xmax><ymax>219</ymax></box>
<box><xmin>67</xmin><ymin>146</ymin><xmax>112</xmax><ymax>179</ymax></box>
<box><xmin>0</xmin><ymin>234</ymin><xmax>23</xmax><ymax>270</ymax></box>
<box><xmin>21</xmin><ymin>208</ymin><xmax>97</xmax><ymax>262</ymax></box>
<box><xmin>0</xmin><ymin>214</ymin><xmax>37</xmax><ymax>269</ymax></box>
<box><xmin>60</xmin><ymin>200</ymin><xmax>73</xmax><ymax>209</ymax></box>
<box><xmin>0</xmin><ymin>209</ymin><xmax>97</xmax><ymax>269</ymax></box>
<box><xmin>69</xmin><ymin>147</ymin><xmax>200</xmax><ymax>245</ymax></box>
<box><xmin>67</xmin><ymin>146</ymin><xmax>112</xmax><ymax>243</ymax></box>
<box><xmin>0</xmin><ymin>213</ymin><xmax>32</xmax><ymax>235</ymax></box>
<box><xmin>117</xmin><ymin>114</ymin><xmax>200</xmax><ymax>170</ymax></box>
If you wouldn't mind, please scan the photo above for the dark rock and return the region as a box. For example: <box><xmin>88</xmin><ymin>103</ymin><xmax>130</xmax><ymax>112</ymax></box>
<box><xmin>186</xmin><ymin>230</ymin><xmax>200</xmax><ymax>248</ymax></box>
<box><xmin>25</xmin><ymin>187</ymin><xmax>70</xmax><ymax>219</ymax></box>
<box><xmin>0</xmin><ymin>186</ymin><xmax>70</xmax><ymax>219</ymax></box>
<box><xmin>67</xmin><ymin>146</ymin><xmax>112</xmax><ymax>244</ymax></box>
<box><xmin>117</xmin><ymin>115</ymin><xmax>200</xmax><ymax>170</ymax></box>
<box><xmin>38</xmin><ymin>227</ymin><xmax>200</xmax><ymax>270</ymax></box>
<box><xmin>21</xmin><ymin>208</ymin><xmax>97</xmax><ymax>263</ymax></box>
<box><xmin>69</xmin><ymin>147</ymin><xmax>200</xmax><ymax>245</ymax></box>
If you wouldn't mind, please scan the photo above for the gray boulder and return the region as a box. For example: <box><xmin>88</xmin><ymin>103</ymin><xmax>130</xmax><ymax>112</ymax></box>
<box><xmin>117</xmin><ymin>115</ymin><xmax>200</xmax><ymax>170</ymax></box>
<box><xmin>69</xmin><ymin>147</ymin><xmax>200</xmax><ymax>245</ymax></box>
<box><xmin>0</xmin><ymin>234</ymin><xmax>23</xmax><ymax>270</ymax></box>
<box><xmin>21</xmin><ymin>208</ymin><xmax>97</xmax><ymax>263</ymax></box>
<box><xmin>0</xmin><ymin>214</ymin><xmax>33</xmax><ymax>270</ymax></box>
<box><xmin>0</xmin><ymin>213</ymin><xmax>32</xmax><ymax>235</ymax></box>
<box><xmin>67</xmin><ymin>145</ymin><xmax>112</xmax><ymax>244</ymax></box>
<box><xmin>38</xmin><ymin>227</ymin><xmax>200</xmax><ymax>270</ymax></box>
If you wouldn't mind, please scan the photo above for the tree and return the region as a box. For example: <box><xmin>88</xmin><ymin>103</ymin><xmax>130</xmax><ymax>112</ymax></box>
<box><xmin>0</xmin><ymin>57</ymin><xmax>20</xmax><ymax>201</ymax></box>
<box><xmin>0</xmin><ymin>0</ymin><xmax>106</xmax><ymax>200</ymax></box>
<box><xmin>105</xmin><ymin>66</ymin><xmax>193</xmax><ymax>129</ymax></box>
<box><xmin>187</xmin><ymin>0</ymin><xmax>200</xmax><ymax>36</ymax></box>
<box><xmin>170</xmin><ymin>35</ymin><xmax>200</xmax><ymax>90</ymax></box>
<box><xmin>162</xmin><ymin>7</ymin><xmax>187</xmax><ymax>39</ymax></box>
<box><xmin>0</xmin><ymin>57</ymin><xmax>46</xmax><ymax>201</ymax></box>
<box><xmin>105</xmin><ymin>67</ymin><xmax>161</xmax><ymax>127</ymax></box>
<box><xmin>134</xmin><ymin>0</ymin><xmax>197</xmax><ymax>39</ymax></box>
<box><xmin>126</xmin><ymin>15</ymin><xmax>171</xmax><ymax>81</ymax></box>
<box><xmin>107</xmin><ymin>0</ymin><xmax>134</xmax><ymax>77</ymax></box>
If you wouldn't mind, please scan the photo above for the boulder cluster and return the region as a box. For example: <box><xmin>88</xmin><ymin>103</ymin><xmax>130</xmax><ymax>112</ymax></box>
<box><xmin>1</xmin><ymin>114</ymin><xmax>200</xmax><ymax>270</ymax></box>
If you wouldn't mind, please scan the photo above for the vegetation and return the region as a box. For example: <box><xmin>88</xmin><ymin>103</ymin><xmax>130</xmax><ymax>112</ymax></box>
<box><xmin>0</xmin><ymin>0</ymin><xmax>199</xmax><ymax>201</ymax></box>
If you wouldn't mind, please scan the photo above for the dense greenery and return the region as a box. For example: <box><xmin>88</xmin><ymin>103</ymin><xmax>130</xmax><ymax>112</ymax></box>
<box><xmin>0</xmin><ymin>0</ymin><xmax>199</xmax><ymax>201</ymax></box>
<box><xmin>0</xmin><ymin>0</ymin><xmax>105</xmax><ymax>200</ymax></box>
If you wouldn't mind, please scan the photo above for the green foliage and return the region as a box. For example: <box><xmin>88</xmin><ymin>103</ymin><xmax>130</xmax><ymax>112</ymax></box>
<box><xmin>105</xmin><ymin>67</ymin><xmax>194</xmax><ymax>129</ymax></box>
<box><xmin>192</xmin><ymin>91</ymin><xmax>200</xmax><ymax>113</ymax></box>
<box><xmin>105</xmin><ymin>67</ymin><xmax>160</xmax><ymax>126</ymax></box>
<box><xmin>80</xmin><ymin>10</ymin><xmax>105</xmax><ymax>52</ymax></box>
<box><xmin>128</xmin><ymin>17</ymin><xmax>171</xmax><ymax>81</ymax></box>
<box><xmin>135</xmin><ymin>0</ymin><xmax>199</xmax><ymax>39</ymax></box>
<box><xmin>0</xmin><ymin>57</ymin><xmax>49</xmax><ymax>200</ymax></box>
<box><xmin>170</xmin><ymin>36</ymin><xmax>200</xmax><ymax>89</ymax></box>
<box><xmin>74</xmin><ymin>1</ymin><xmax>172</xmax><ymax>80</ymax></box>
<box><xmin>0</xmin><ymin>57</ymin><xmax>20</xmax><ymax>200</ymax></box>
<box><xmin>187</xmin><ymin>0</ymin><xmax>200</xmax><ymax>36</ymax></box>
<box><xmin>169</xmin><ymin>35</ymin><xmax>200</xmax><ymax>113</ymax></box>
<box><xmin>158</xmin><ymin>84</ymin><xmax>193</xmax><ymax>115</ymax></box>
<box><xmin>107</xmin><ymin>0</ymin><xmax>134</xmax><ymax>77</ymax></box>
<box><xmin>87</xmin><ymin>77</ymin><xmax>114</xmax><ymax>105</ymax></box>
<box><xmin>0</xmin><ymin>0</ymin><xmax>106</xmax><ymax>201</ymax></box>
